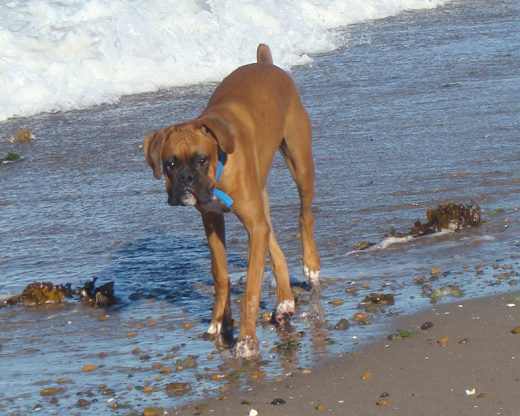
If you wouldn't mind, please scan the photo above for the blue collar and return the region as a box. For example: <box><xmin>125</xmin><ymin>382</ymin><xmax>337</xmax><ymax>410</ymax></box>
<box><xmin>213</xmin><ymin>152</ymin><xmax>234</xmax><ymax>207</ymax></box>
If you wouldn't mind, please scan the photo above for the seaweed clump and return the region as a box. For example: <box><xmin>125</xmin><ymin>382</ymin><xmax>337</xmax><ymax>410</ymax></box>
<box><xmin>4</xmin><ymin>282</ymin><xmax>74</xmax><ymax>306</ymax></box>
<box><xmin>2</xmin><ymin>277</ymin><xmax>117</xmax><ymax>308</ymax></box>
<box><xmin>395</xmin><ymin>202</ymin><xmax>482</xmax><ymax>237</ymax></box>
<box><xmin>356</xmin><ymin>202</ymin><xmax>482</xmax><ymax>250</ymax></box>
<box><xmin>78</xmin><ymin>277</ymin><xmax>117</xmax><ymax>307</ymax></box>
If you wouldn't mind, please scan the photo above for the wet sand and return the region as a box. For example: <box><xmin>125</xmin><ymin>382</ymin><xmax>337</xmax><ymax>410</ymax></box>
<box><xmin>172</xmin><ymin>291</ymin><xmax>520</xmax><ymax>415</ymax></box>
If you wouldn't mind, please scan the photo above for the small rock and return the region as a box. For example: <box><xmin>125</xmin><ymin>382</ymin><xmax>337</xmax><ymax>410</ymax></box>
<box><xmin>511</xmin><ymin>327</ymin><xmax>520</xmax><ymax>334</ymax></box>
<box><xmin>477</xmin><ymin>393</ymin><xmax>488</xmax><ymax>398</ymax></box>
<box><xmin>421</xmin><ymin>321</ymin><xmax>434</xmax><ymax>330</ymax></box>
<box><xmin>249</xmin><ymin>410</ymin><xmax>259</xmax><ymax>416</ymax></box>
<box><xmin>76</xmin><ymin>399</ymin><xmax>90</xmax><ymax>407</ymax></box>
<box><xmin>261</xmin><ymin>311</ymin><xmax>273</xmax><ymax>322</ymax></box>
<box><xmin>332</xmin><ymin>299</ymin><xmax>343</xmax><ymax>306</ymax></box>
<box><xmin>361</xmin><ymin>373</ymin><xmax>371</xmax><ymax>380</ymax></box>
<box><xmin>316</xmin><ymin>404</ymin><xmax>325</xmax><ymax>410</ymax></box>
<box><xmin>377</xmin><ymin>399</ymin><xmax>391</xmax><ymax>406</ymax></box>
<box><xmin>353</xmin><ymin>312</ymin><xmax>368</xmax><ymax>321</ymax></box>
<box><xmin>143</xmin><ymin>407</ymin><xmax>164</xmax><ymax>416</ymax></box>
<box><xmin>40</xmin><ymin>388</ymin><xmax>57</xmax><ymax>396</ymax></box>
<box><xmin>271</xmin><ymin>398</ymin><xmax>286</xmax><ymax>405</ymax></box>
<box><xmin>83</xmin><ymin>365</ymin><xmax>98</xmax><ymax>372</ymax></box>
<box><xmin>334</xmin><ymin>318</ymin><xmax>350</xmax><ymax>330</ymax></box>
<box><xmin>437</xmin><ymin>336</ymin><xmax>449</xmax><ymax>345</ymax></box>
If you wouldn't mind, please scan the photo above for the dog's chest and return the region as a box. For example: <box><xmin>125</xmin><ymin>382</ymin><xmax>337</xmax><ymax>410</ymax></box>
<box><xmin>199</xmin><ymin>195</ymin><xmax>232</xmax><ymax>214</ymax></box>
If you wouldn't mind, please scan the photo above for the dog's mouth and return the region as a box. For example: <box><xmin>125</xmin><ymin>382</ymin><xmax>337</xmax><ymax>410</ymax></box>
<box><xmin>179</xmin><ymin>189</ymin><xmax>197</xmax><ymax>206</ymax></box>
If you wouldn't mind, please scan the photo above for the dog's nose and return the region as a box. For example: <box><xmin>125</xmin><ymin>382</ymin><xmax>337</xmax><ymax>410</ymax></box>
<box><xmin>178</xmin><ymin>169</ymin><xmax>194</xmax><ymax>186</ymax></box>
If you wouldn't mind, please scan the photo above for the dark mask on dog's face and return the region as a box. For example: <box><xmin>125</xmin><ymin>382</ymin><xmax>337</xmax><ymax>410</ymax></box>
<box><xmin>163</xmin><ymin>153</ymin><xmax>213</xmax><ymax>206</ymax></box>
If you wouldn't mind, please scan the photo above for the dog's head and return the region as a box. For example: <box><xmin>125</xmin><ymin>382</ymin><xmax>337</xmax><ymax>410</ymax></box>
<box><xmin>144</xmin><ymin>115</ymin><xmax>236</xmax><ymax>206</ymax></box>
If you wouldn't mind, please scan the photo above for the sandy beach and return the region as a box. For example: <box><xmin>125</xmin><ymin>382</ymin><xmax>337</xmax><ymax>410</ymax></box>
<box><xmin>172</xmin><ymin>291</ymin><xmax>520</xmax><ymax>415</ymax></box>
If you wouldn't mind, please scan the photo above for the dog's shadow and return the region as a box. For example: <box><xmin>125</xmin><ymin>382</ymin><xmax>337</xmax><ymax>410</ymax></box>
<box><xmin>95</xmin><ymin>230</ymin><xmax>246</xmax><ymax>313</ymax></box>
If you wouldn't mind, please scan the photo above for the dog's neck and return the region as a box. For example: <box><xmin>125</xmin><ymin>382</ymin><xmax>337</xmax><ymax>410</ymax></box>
<box><xmin>213</xmin><ymin>152</ymin><xmax>234</xmax><ymax>208</ymax></box>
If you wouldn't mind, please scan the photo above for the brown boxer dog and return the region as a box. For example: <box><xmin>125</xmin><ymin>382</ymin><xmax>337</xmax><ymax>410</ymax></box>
<box><xmin>144</xmin><ymin>44</ymin><xmax>320</xmax><ymax>358</ymax></box>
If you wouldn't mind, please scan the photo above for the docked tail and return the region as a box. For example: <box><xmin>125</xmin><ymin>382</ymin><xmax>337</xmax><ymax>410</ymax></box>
<box><xmin>256</xmin><ymin>44</ymin><xmax>273</xmax><ymax>64</ymax></box>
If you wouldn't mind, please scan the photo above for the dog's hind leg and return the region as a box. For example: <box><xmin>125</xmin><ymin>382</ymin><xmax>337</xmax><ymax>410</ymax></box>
<box><xmin>261</xmin><ymin>187</ymin><xmax>295</xmax><ymax>323</ymax></box>
<box><xmin>199</xmin><ymin>210</ymin><xmax>233</xmax><ymax>340</ymax></box>
<box><xmin>280</xmin><ymin>109</ymin><xmax>321</xmax><ymax>289</ymax></box>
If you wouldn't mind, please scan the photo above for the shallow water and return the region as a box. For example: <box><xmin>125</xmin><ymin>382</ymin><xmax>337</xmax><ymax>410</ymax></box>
<box><xmin>1</xmin><ymin>0</ymin><xmax>520</xmax><ymax>414</ymax></box>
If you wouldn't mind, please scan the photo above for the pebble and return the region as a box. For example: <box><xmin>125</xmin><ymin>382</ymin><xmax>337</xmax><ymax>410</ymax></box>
<box><xmin>512</xmin><ymin>327</ymin><xmax>520</xmax><ymax>334</ymax></box>
<box><xmin>143</xmin><ymin>407</ymin><xmax>164</xmax><ymax>416</ymax></box>
<box><xmin>332</xmin><ymin>299</ymin><xmax>343</xmax><ymax>306</ymax></box>
<box><xmin>249</xmin><ymin>410</ymin><xmax>259</xmax><ymax>416</ymax></box>
<box><xmin>361</xmin><ymin>373</ymin><xmax>371</xmax><ymax>380</ymax></box>
<box><xmin>40</xmin><ymin>388</ymin><xmax>57</xmax><ymax>396</ymax></box>
<box><xmin>76</xmin><ymin>399</ymin><xmax>90</xmax><ymax>408</ymax></box>
<box><xmin>353</xmin><ymin>312</ymin><xmax>368</xmax><ymax>321</ymax></box>
<box><xmin>334</xmin><ymin>318</ymin><xmax>350</xmax><ymax>330</ymax></box>
<box><xmin>477</xmin><ymin>393</ymin><xmax>488</xmax><ymax>398</ymax></box>
<box><xmin>146</xmin><ymin>319</ymin><xmax>158</xmax><ymax>326</ymax></box>
<box><xmin>166</xmin><ymin>382</ymin><xmax>192</xmax><ymax>393</ymax></box>
<box><xmin>83</xmin><ymin>365</ymin><xmax>98</xmax><ymax>372</ymax></box>
<box><xmin>421</xmin><ymin>321</ymin><xmax>434</xmax><ymax>330</ymax></box>
<box><xmin>377</xmin><ymin>399</ymin><xmax>391</xmax><ymax>406</ymax></box>
<box><xmin>430</xmin><ymin>268</ymin><xmax>442</xmax><ymax>275</ymax></box>
<box><xmin>437</xmin><ymin>337</ymin><xmax>449</xmax><ymax>345</ymax></box>
<box><xmin>271</xmin><ymin>398</ymin><xmax>286</xmax><ymax>405</ymax></box>
<box><xmin>413</xmin><ymin>275</ymin><xmax>426</xmax><ymax>284</ymax></box>
<box><xmin>316</xmin><ymin>404</ymin><xmax>325</xmax><ymax>410</ymax></box>
<box><xmin>183</xmin><ymin>322</ymin><xmax>197</xmax><ymax>330</ymax></box>
<box><xmin>261</xmin><ymin>311</ymin><xmax>273</xmax><ymax>321</ymax></box>
<box><xmin>126</xmin><ymin>331</ymin><xmax>137</xmax><ymax>337</ymax></box>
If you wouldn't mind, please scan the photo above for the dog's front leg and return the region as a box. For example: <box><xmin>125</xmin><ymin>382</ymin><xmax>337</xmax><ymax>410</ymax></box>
<box><xmin>233</xmin><ymin>205</ymin><xmax>270</xmax><ymax>358</ymax></box>
<box><xmin>199</xmin><ymin>210</ymin><xmax>233</xmax><ymax>340</ymax></box>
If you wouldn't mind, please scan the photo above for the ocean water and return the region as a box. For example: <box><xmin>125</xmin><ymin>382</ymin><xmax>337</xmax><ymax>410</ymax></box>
<box><xmin>0</xmin><ymin>0</ymin><xmax>448</xmax><ymax>121</ymax></box>
<box><xmin>1</xmin><ymin>0</ymin><xmax>520</xmax><ymax>414</ymax></box>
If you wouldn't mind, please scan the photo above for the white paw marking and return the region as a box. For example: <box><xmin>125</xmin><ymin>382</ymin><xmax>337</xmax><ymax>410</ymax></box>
<box><xmin>234</xmin><ymin>336</ymin><xmax>258</xmax><ymax>359</ymax></box>
<box><xmin>276</xmin><ymin>299</ymin><xmax>295</xmax><ymax>319</ymax></box>
<box><xmin>303</xmin><ymin>265</ymin><xmax>320</xmax><ymax>285</ymax></box>
<box><xmin>207</xmin><ymin>322</ymin><xmax>221</xmax><ymax>335</ymax></box>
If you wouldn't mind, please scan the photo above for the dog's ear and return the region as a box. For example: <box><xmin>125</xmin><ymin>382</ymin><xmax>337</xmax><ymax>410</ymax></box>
<box><xmin>197</xmin><ymin>115</ymin><xmax>237</xmax><ymax>154</ymax></box>
<box><xmin>144</xmin><ymin>130</ymin><xmax>166</xmax><ymax>179</ymax></box>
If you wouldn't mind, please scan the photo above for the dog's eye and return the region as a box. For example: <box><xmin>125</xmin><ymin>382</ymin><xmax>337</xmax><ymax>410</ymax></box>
<box><xmin>197</xmin><ymin>157</ymin><xmax>208</xmax><ymax>167</ymax></box>
<box><xmin>165</xmin><ymin>161</ymin><xmax>176</xmax><ymax>171</ymax></box>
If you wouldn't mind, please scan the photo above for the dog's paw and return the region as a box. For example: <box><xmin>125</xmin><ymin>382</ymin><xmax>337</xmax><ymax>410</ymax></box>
<box><xmin>303</xmin><ymin>265</ymin><xmax>321</xmax><ymax>290</ymax></box>
<box><xmin>207</xmin><ymin>322</ymin><xmax>222</xmax><ymax>335</ymax></box>
<box><xmin>233</xmin><ymin>335</ymin><xmax>259</xmax><ymax>359</ymax></box>
<box><xmin>276</xmin><ymin>299</ymin><xmax>295</xmax><ymax>324</ymax></box>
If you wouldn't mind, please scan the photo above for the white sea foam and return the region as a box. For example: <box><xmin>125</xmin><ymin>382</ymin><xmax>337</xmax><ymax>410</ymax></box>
<box><xmin>0</xmin><ymin>0</ymin><xmax>448</xmax><ymax>121</ymax></box>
